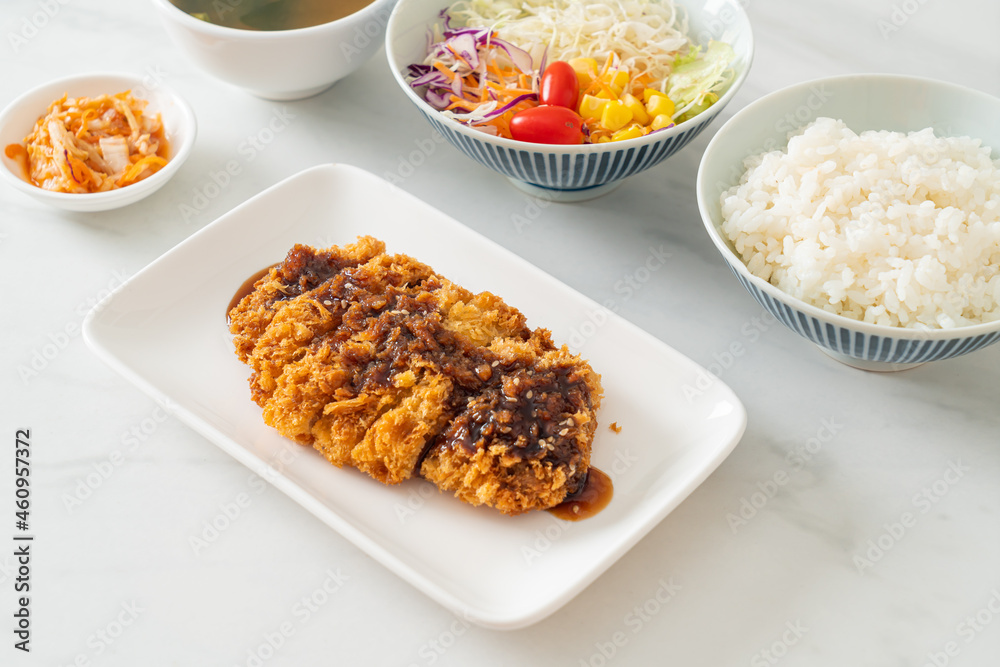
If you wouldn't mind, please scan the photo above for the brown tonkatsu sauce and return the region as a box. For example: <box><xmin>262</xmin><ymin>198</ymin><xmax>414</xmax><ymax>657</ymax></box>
<box><xmin>228</xmin><ymin>244</ymin><xmax>375</xmax><ymax>322</ymax></box>
<box><xmin>548</xmin><ymin>467</ymin><xmax>613</xmax><ymax>521</ymax></box>
<box><xmin>227</xmin><ymin>265</ymin><xmax>276</xmax><ymax>320</ymax></box>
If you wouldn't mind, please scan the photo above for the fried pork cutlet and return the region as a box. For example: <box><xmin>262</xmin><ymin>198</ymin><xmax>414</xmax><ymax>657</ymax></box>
<box><xmin>227</xmin><ymin>236</ymin><xmax>603</xmax><ymax>515</ymax></box>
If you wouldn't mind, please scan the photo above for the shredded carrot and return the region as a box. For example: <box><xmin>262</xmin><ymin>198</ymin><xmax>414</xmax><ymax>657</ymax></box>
<box><xmin>489</xmin><ymin>116</ymin><xmax>510</xmax><ymax>137</ymax></box>
<box><xmin>445</xmin><ymin>44</ymin><xmax>474</xmax><ymax>71</ymax></box>
<box><xmin>485</xmin><ymin>82</ymin><xmax>535</xmax><ymax>96</ymax></box>
<box><xmin>588</xmin><ymin>78</ymin><xmax>618</xmax><ymax>98</ymax></box>
<box><xmin>432</xmin><ymin>62</ymin><xmax>459</xmax><ymax>80</ymax></box>
<box><xmin>444</xmin><ymin>95</ymin><xmax>480</xmax><ymax>112</ymax></box>
<box><xmin>119</xmin><ymin>155</ymin><xmax>168</xmax><ymax>185</ymax></box>
<box><xmin>75</xmin><ymin>108</ymin><xmax>97</xmax><ymax>139</ymax></box>
<box><xmin>67</xmin><ymin>155</ymin><xmax>95</xmax><ymax>187</ymax></box>
<box><xmin>487</xmin><ymin>61</ymin><xmax>507</xmax><ymax>79</ymax></box>
<box><xmin>628</xmin><ymin>72</ymin><xmax>652</xmax><ymax>96</ymax></box>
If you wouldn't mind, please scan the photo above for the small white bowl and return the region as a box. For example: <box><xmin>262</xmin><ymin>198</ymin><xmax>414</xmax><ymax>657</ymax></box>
<box><xmin>0</xmin><ymin>72</ymin><xmax>196</xmax><ymax>212</ymax></box>
<box><xmin>151</xmin><ymin>0</ymin><xmax>398</xmax><ymax>100</ymax></box>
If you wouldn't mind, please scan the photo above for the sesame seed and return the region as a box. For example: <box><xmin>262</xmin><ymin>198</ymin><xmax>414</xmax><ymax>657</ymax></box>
<box><xmin>559</xmin><ymin>428</ymin><xmax>568</xmax><ymax>436</ymax></box>
<box><xmin>526</xmin><ymin>390</ymin><xmax>533</xmax><ymax>399</ymax></box>
<box><xmin>491</xmin><ymin>360</ymin><xmax>499</xmax><ymax>367</ymax></box>
<box><xmin>323</xmin><ymin>300</ymin><xmax>332</xmax><ymax>306</ymax></box>
<box><xmin>538</xmin><ymin>439</ymin><xmax>545</xmax><ymax>447</ymax></box>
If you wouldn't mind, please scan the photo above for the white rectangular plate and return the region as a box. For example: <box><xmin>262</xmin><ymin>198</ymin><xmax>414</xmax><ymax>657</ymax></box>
<box><xmin>83</xmin><ymin>164</ymin><xmax>746</xmax><ymax>629</ymax></box>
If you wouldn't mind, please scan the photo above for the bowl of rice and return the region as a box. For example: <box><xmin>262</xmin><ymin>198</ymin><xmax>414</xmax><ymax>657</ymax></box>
<box><xmin>697</xmin><ymin>74</ymin><xmax>1000</xmax><ymax>370</ymax></box>
<box><xmin>386</xmin><ymin>0</ymin><xmax>753</xmax><ymax>201</ymax></box>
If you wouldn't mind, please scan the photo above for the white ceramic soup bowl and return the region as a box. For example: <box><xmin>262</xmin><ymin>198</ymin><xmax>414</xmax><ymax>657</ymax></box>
<box><xmin>0</xmin><ymin>72</ymin><xmax>196</xmax><ymax>212</ymax></box>
<box><xmin>697</xmin><ymin>74</ymin><xmax>1000</xmax><ymax>371</ymax></box>
<box><xmin>386</xmin><ymin>0</ymin><xmax>753</xmax><ymax>201</ymax></box>
<box><xmin>151</xmin><ymin>0</ymin><xmax>399</xmax><ymax>100</ymax></box>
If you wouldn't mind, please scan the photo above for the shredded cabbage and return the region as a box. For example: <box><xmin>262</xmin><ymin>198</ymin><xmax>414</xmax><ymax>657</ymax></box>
<box><xmin>666</xmin><ymin>40</ymin><xmax>735</xmax><ymax>117</ymax></box>
<box><xmin>448</xmin><ymin>0</ymin><xmax>735</xmax><ymax>117</ymax></box>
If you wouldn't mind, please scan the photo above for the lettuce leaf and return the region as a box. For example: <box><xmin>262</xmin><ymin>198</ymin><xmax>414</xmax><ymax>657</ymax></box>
<box><xmin>667</xmin><ymin>41</ymin><xmax>736</xmax><ymax>117</ymax></box>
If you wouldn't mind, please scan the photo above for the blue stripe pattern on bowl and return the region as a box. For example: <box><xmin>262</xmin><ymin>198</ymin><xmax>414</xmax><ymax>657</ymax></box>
<box><xmin>729</xmin><ymin>268</ymin><xmax>1000</xmax><ymax>364</ymax></box>
<box><xmin>421</xmin><ymin>111</ymin><xmax>716</xmax><ymax>190</ymax></box>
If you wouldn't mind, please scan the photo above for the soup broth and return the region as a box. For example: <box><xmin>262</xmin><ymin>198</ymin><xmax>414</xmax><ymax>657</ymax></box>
<box><xmin>171</xmin><ymin>0</ymin><xmax>374</xmax><ymax>31</ymax></box>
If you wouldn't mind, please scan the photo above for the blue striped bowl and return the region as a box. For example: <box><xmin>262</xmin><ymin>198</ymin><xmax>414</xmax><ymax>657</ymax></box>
<box><xmin>386</xmin><ymin>0</ymin><xmax>753</xmax><ymax>201</ymax></box>
<box><xmin>696</xmin><ymin>75</ymin><xmax>1000</xmax><ymax>370</ymax></box>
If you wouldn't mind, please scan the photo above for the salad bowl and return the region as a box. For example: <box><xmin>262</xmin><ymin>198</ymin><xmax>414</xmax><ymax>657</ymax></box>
<box><xmin>386</xmin><ymin>0</ymin><xmax>754</xmax><ymax>201</ymax></box>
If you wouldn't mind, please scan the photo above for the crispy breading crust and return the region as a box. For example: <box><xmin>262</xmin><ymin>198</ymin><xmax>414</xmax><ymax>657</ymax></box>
<box><xmin>228</xmin><ymin>237</ymin><xmax>603</xmax><ymax>515</ymax></box>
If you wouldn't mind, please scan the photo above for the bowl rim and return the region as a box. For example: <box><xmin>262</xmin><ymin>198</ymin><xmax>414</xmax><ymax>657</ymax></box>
<box><xmin>149</xmin><ymin>0</ymin><xmax>394</xmax><ymax>39</ymax></box>
<box><xmin>696</xmin><ymin>72</ymin><xmax>1000</xmax><ymax>341</ymax></box>
<box><xmin>0</xmin><ymin>71</ymin><xmax>197</xmax><ymax>207</ymax></box>
<box><xmin>384</xmin><ymin>0</ymin><xmax>755</xmax><ymax>153</ymax></box>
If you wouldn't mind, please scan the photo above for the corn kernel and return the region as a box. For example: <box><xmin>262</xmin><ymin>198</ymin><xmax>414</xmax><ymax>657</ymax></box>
<box><xmin>596</xmin><ymin>136</ymin><xmax>611</xmax><ymax>143</ymax></box>
<box><xmin>651</xmin><ymin>114</ymin><xmax>674</xmax><ymax>131</ymax></box>
<box><xmin>622</xmin><ymin>93</ymin><xmax>650</xmax><ymax>125</ymax></box>
<box><xmin>611</xmin><ymin>124</ymin><xmax>645</xmax><ymax>142</ymax></box>
<box><xmin>643</xmin><ymin>88</ymin><xmax>666</xmax><ymax>104</ymax></box>
<box><xmin>595</xmin><ymin>89</ymin><xmax>615</xmax><ymax>100</ymax></box>
<box><xmin>578</xmin><ymin>94</ymin><xmax>608</xmax><ymax>122</ymax></box>
<box><xmin>568</xmin><ymin>57</ymin><xmax>599</xmax><ymax>88</ymax></box>
<box><xmin>645</xmin><ymin>93</ymin><xmax>675</xmax><ymax>119</ymax></box>
<box><xmin>608</xmin><ymin>70</ymin><xmax>630</xmax><ymax>96</ymax></box>
<box><xmin>600</xmin><ymin>100</ymin><xmax>633</xmax><ymax>131</ymax></box>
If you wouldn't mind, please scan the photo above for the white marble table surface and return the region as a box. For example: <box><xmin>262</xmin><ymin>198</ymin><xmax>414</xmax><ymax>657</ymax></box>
<box><xmin>2</xmin><ymin>0</ymin><xmax>999</xmax><ymax>664</ymax></box>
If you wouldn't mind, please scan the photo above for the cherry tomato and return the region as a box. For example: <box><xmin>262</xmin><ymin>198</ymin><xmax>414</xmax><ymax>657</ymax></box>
<box><xmin>539</xmin><ymin>61</ymin><xmax>580</xmax><ymax>109</ymax></box>
<box><xmin>509</xmin><ymin>105</ymin><xmax>584</xmax><ymax>145</ymax></box>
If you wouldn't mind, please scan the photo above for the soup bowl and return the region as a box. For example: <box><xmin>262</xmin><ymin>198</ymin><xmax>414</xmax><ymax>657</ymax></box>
<box><xmin>152</xmin><ymin>0</ymin><xmax>399</xmax><ymax>100</ymax></box>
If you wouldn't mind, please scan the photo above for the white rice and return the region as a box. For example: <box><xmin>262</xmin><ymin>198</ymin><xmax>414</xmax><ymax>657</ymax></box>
<box><xmin>720</xmin><ymin>117</ymin><xmax>1000</xmax><ymax>329</ymax></box>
